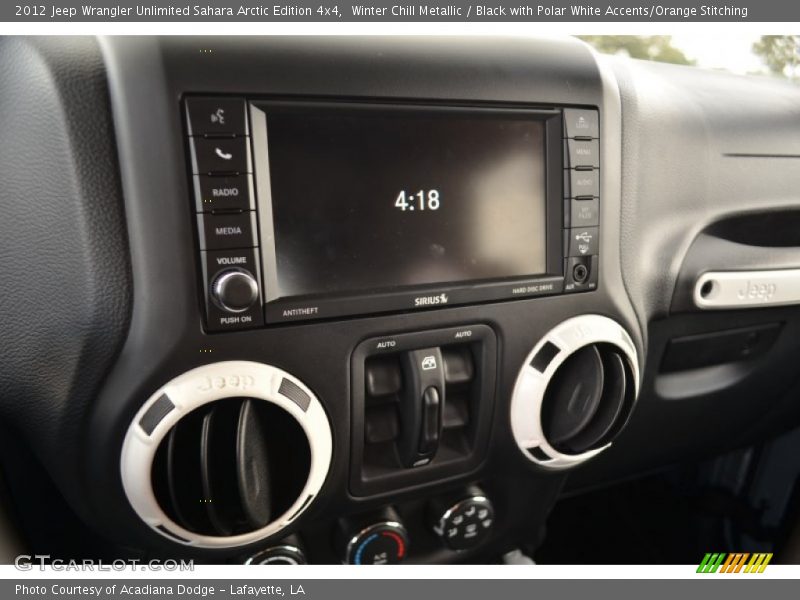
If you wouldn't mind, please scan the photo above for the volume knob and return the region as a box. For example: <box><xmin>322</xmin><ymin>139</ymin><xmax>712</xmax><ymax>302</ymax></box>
<box><xmin>211</xmin><ymin>269</ymin><xmax>259</xmax><ymax>313</ymax></box>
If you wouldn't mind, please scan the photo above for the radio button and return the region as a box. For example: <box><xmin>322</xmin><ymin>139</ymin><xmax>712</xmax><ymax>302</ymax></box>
<box><xmin>197</xmin><ymin>211</ymin><xmax>258</xmax><ymax>250</ymax></box>
<box><xmin>564</xmin><ymin>169</ymin><xmax>599</xmax><ymax>198</ymax></box>
<box><xmin>191</xmin><ymin>137</ymin><xmax>251</xmax><ymax>174</ymax></box>
<box><xmin>194</xmin><ymin>174</ymin><xmax>255</xmax><ymax>212</ymax></box>
<box><xmin>567</xmin><ymin>226</ymin><xmax>599</xmax><ymax>257</ymax></box>
<box><xmin>563</xmin><ymin>109</ymin><xmax>599</xmax><ymax>139</ymax></box>
<box><xmin>564</xmin><ymin>139</ymin><xmax>599</xmax><ymax>169</ymax></box>
<box><xmin>570</xmin><ymin>198</ymin><xmax>599</xmax><ymax>228</ymax></box>
<box><xmin>185</xmin><ymin>97</ymin><xmax>248</xmax><ymax>137</ymax></box>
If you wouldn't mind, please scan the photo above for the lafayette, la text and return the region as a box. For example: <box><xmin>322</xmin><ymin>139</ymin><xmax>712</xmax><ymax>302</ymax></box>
<box><xmin>16</xmin><ymin>584</ymin><xmax>306</xmax><ymax>597</ymax></box>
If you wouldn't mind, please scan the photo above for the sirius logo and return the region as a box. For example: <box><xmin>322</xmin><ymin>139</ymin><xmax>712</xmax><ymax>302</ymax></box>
<box><xmin>414</xmin><ymin>293</ymin><xmax>449</xmax><ymax>307</ymax></box>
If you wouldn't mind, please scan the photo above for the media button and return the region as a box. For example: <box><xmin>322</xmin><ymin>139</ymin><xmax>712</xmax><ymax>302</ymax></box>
<box><xmin>563</xmin><ymin>109</ymin><xmax>599</xmax><ymax>139</ymax></box>
<box><xmin>190</xmin><ymin>137</ymin><xmax>251</xmax><ymax>174</ymax></box>
<box><xmin>197</xmin><ymin>211</ymin><xmax>258</xmax><ymax>250</ymax></box>
<box><xmin>193</xmin><ymin>174</ymin><xmax>255</xmax><ymax>212</ymax></box>
<box><xmin>185</xmin><ymin>97</ymin><xmax>248</xmax><ymax>136</ymax></box>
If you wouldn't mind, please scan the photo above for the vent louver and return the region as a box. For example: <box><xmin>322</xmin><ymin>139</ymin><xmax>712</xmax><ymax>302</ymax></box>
<box><xmin>541</xmin><ymin>343</ymin><xmax>635</xmax><ymax>455</ymax></box>
<box><xmin>151</xmin><ymin>397</ymin><xmax>311</xmax><ymax>537</ymax></box>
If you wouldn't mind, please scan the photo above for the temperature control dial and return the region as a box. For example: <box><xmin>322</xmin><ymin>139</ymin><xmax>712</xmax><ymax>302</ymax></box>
<box><xmin>211</xmin><ymin>268</ymin><xmax>259</xmax><ymax>313</ymax></box>
<box><xmin>341</xmin><ymin>517</ymin><xmax>409</xmax><ymax>565</ymax></box>
<box><xmin>430</xmin><ymin>489</ymin><xmax>494</xmax><ymax>551</ymax></box>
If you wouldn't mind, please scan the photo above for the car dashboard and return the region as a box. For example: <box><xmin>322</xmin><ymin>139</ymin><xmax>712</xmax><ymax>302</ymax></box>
<box><xmin>1</xmin><ymin>35</ymin><xmax>800</xmax><ymax>565</ymax></box>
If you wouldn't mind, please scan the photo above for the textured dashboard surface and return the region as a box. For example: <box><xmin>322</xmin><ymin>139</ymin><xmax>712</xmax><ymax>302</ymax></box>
<box><xmin>0</xmin><ymin>37</ymin><xmax>131</xmax><ymax>508</ymax></box>
<box><xmin>613</xmin><ymin>57</ymin><xmax>800</xmax><ymax>323</ymax></box>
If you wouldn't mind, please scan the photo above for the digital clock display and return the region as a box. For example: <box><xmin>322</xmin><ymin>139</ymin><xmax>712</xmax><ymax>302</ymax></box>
<box><xmin>262</xmin><ymin>105</ymin><xmax>547</xmax><ymax>299</ymax></box>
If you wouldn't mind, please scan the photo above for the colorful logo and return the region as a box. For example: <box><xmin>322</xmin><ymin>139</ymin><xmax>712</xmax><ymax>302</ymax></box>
<box><xmin>697</xmin><ymin>552</ymin><xmax>773</xmax><ymax>573</ymax></box>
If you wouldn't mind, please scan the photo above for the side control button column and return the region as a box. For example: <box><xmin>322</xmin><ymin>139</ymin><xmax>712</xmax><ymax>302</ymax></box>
<box><xmin>185</xmin><ymin>96</ymin><xmax>263</xmax><ymax>332</ymax></box>
<box><xmin>562</xmin><ymin>108</ymin><xmax>600</xmax><ymax>294</ymax></box>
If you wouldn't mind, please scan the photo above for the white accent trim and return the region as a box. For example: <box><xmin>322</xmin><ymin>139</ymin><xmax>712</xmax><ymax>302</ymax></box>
<box><xmin>694</xmin><ymin>269</ymin><xmax>800</xmax><ymax>310</ymax></box>
<box><xmin>510</xmin><ymin>315</ymin><xmax>639</xmax><ymax>469</ymax></box>
<box><xmin>120</xmin><ymin>361</ymin><xmax>332</xmax><ymax>548</ymax></box>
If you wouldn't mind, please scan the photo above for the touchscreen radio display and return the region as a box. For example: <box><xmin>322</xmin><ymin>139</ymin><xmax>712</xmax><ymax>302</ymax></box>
<box><xmin>260</xmin><ymin>105</ymin><xmax>548</xmax><ymax>300</ymax></box>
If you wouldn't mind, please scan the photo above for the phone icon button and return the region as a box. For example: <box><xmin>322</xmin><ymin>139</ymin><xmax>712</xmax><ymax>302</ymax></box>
<box><xmin>192</xmin><ymin>137</ymin><xmax>249</xmax><ymax>174</ymax></box>
<box><xmin>215</xmin><ymin>147</ymin><xmax>233</xmax><ymax>161</ymax></box>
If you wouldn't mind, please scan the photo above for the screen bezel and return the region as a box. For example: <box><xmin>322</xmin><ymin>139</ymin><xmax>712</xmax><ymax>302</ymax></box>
<box><xmin>250</xmin><ymin>100</ymin><xmax>564</xmax><ymax>324</ymax></box>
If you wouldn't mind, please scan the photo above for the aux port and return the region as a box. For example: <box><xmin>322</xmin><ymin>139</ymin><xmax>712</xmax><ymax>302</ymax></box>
<box><xmin>572</xmin><ymin>263</ymin><xmax>589</xmax><ymax>284</ymax></box>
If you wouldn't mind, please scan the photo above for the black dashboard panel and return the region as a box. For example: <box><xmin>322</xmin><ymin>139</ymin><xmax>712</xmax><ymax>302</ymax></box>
<box><xmin>0</xmin><ymin>36</ymin><xmax>131</xmax><ymax>509</ymax></box>
<box><xmin>87</xmin><ymin>36</ymin><xmax>635</xmax><ymax>561</ymax></box>
<box><xmin>2</xmin><ymin>35</ymin><xmax>800</xmax><ymax>564</ymax></box>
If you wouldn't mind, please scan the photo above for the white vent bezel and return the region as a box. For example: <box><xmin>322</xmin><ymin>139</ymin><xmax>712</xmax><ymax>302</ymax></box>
<box><xmin>510</xmin><ymin>315</ymin><xmax>640</xmax><ymax>469</ymax></box>
<box><xmin>120</xmin><ymin>361</ymin><xmax>333</xmax><ymax>548</ymax></box>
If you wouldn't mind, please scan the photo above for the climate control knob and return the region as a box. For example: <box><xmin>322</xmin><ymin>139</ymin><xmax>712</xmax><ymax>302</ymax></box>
<box><xmin>211</xmin><ymin>269</ymin><xmax>259</xmax><ymax>313</ymax></box>
<box><xmin>430</xmin><ymin>488</ymin><xmax>494</xmax><ymax>551</ymax></box>
<box><xmin>245</xmin><ymin>543</ymin><xmax>307</xmax><ymax>565</ymax></box>
<box><xmin>339</xmin><ymin>510</ymin><xmax>409</xmax><ymax>565</ymax></box>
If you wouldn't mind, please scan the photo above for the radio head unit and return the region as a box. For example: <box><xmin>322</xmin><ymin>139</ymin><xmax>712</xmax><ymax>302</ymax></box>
<box><xmin>184</xmin><ymin>99</ymin><xmax>599</xmax><ymax>329</ymax></box>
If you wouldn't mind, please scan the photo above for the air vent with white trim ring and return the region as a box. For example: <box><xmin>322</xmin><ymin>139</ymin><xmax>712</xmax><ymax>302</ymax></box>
<box><xmin>510</xmin><ymin>315</ymin><xmax>640</xmax><ymax>468</ymax></box>
<box><xmin>120</xmin><ymin>361</ymin><xmax>332</xmax><ymax>548</ymax></box>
